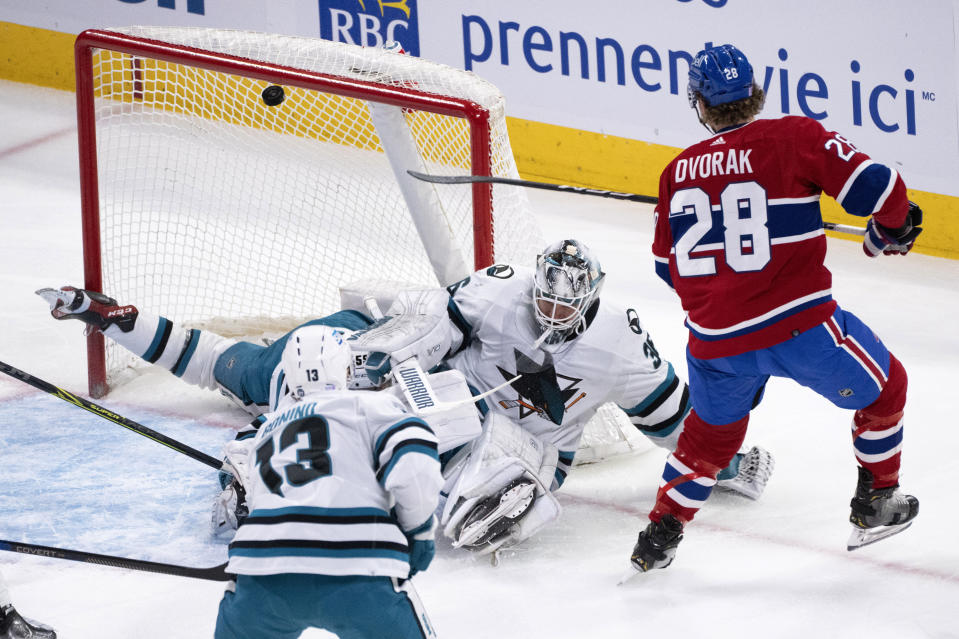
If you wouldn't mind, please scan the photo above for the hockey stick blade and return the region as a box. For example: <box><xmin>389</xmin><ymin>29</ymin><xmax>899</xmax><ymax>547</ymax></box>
<box><xmin>406</xmin><ymin>170</ymin><xmax>658</xmax><ymax>205</ymax></box>
<box><xmin>0</xmin><ymin>359</ymin><xmax>228</xmax><ymax>473</ymax></box>
<box><xmin>0</xmin><ymin>539</ymin><xmax>233</xmax><ymax>581</ymax></box>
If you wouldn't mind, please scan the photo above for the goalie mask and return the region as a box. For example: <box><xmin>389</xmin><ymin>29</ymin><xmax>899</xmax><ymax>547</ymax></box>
<box><xmin>281</xmin><ymin>325</ymin><xmax>353</xmax><ymax>399</ymax></box>
<box><xmin>532</xmin><ymin>239</ymin><xmax>605</xmax><ymax>346</ymax></box>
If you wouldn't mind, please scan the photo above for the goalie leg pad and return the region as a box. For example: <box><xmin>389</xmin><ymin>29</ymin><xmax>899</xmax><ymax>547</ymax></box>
<box><xmin>441</xmin><ymin>413</ymin><xmax>562</xmax><ymax>551</ymax></box>
<box><xmin>454</xmin><ymin>480</ymin><xmax>562</xmax><ymax>556</ymax></box>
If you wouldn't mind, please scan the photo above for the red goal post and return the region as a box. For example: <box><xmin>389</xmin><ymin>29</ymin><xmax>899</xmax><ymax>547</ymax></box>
<box><xmin>73</xmin><ymin>27</ymin><xmax>539</xmax><ymax>398</ymax></box>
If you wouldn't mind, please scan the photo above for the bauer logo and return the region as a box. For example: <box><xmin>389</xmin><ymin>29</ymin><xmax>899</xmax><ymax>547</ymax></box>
<box><xmin>318</xmin><ymin>0</ymin><xmax>420</xmax><ymax>56</ymax></box>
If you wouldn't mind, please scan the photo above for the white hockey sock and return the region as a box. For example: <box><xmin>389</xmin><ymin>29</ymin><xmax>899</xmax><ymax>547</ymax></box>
<box><xmin>103</xmin><ymin>312</ymin><xmax>236</xmax><ymax>390</ymax></box>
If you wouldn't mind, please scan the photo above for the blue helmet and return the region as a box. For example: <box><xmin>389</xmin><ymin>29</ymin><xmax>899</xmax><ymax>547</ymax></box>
<box><xmin>687</xmin><ymin>44</ymin><xmax>754</xmax><ymax>107</ymax></box>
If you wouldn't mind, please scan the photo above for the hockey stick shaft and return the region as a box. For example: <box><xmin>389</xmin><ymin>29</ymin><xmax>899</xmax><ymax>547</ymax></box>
<box><xmin>407</xmin><ymin>170</ymin><xmax>658</xmax><ymax>204</ymax></box>
<box><xmin>0</xmin><ymin>360</ymin><xmax>226</xmax><ymax>472</ymax></box>
<box><xmin>406</xmin><ymin>170</ymin><xmax>867</xmax><ymax>236</ymax></box>
<box><xmin>823</xmin><ymin>221</ymin><xmax>867</xmax><ymax>236</ymax></box>
<box><xmin>0</xmin><ymin>539</ymin><xmax>232</xmax><ymax>581</ymax></box>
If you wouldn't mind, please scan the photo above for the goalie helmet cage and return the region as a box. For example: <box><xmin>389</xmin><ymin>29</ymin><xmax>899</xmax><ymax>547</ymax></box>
<box><xmin>74</xmin><ymin>27</ymin><xmax>541</xmax><ymax>398</ymax></box>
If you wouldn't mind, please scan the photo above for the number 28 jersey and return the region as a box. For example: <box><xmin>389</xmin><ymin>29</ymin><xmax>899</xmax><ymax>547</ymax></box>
<box><xmin>652</xmin><ymin>115</ymin><xmax>910</xmax><ymax>359</ymax></box>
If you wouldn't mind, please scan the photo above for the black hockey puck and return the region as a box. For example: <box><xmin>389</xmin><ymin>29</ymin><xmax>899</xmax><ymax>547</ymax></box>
<box><xmin>261</xmin><ymin>85</ymin><xmax>285</xmax><ymax>107</ymax></box>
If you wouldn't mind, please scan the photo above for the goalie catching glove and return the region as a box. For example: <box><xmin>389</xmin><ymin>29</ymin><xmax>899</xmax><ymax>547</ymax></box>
<box><xmin>348</xmin><ymin>289</ymin><xmax>453</xmax><ymax>385</ymax></box>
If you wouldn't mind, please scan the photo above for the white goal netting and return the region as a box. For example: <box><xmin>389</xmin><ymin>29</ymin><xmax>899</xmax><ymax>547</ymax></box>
<box><xmin>78</xmin><ymin>27</ymin><xmax>644</xmax><ymax>460</ymax></box>
<box><xmin>83</xmin><ymin>27</ymin><xmax>538</xmax><ymax>382</ymax></box>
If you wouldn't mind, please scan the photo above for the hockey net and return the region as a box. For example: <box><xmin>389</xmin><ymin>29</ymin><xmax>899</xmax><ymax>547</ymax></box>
<box><xmin>74</xmin><ymin>27</ymin><xmax>645</xmax><ymax>461</ymax></box>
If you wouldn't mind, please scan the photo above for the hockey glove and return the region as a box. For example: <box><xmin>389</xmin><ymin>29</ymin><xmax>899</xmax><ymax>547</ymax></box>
<box><xmin>211</xmin><ymin>480</ymin><xmax>248</xmax><ymax>538</ymax></box>
<box><xmin>364</xmin><ymin>350</ymin><xmax>393</xmax><ymax>387</ymax></box>
<box><xmin>863</xmin><ymin>201</ymin><xmax>923</xmax><ymax>257</ymax></box>
<box><xmin>404</xmin><ymin>515</ymin><xmax>437</xmax><ymax>577</ymax></box>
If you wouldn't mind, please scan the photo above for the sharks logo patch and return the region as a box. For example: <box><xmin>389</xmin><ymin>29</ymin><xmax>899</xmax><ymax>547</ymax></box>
<box><xmin>496</xmin><ymin>349</ymin><xmax>585</xmax><ymax>425</ymax></box>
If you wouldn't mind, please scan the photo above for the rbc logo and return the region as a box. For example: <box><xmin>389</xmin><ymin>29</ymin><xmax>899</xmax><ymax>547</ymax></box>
<box><xmin>319</xmin><ymin>0</ymin><xmax>420</xmax><ymax>56</ymax></box>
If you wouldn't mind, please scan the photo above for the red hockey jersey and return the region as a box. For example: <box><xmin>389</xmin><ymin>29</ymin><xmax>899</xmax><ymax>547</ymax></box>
<box><xmin>652</xmin><ymin>116</ymin><xmax>909</xmax><ymax>359</ymax></box>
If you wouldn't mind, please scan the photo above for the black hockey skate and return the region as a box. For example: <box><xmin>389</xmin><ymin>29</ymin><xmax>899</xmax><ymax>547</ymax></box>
<box><xmin>36</xmin><ymin>286</ymin><xmax>138</xmax><ymax>334</ymax></box>
<box><xmin>847</xmin><ymin>467</ymin><xmax>919</xmax><ymax>550</ymax></box>
<box><xmin>630</xmin><ymin>514</ymin><xmax>684</xmax><ymax>573</ymax></box>
<box><xmin>0</xmin><ymin>604</ymin><xmax>57</xmax><ymax>639</ymax></box>
<box><xmin>453</xmin><ymin>479</ymin><xmax>536</xmax><ymax>551</ymax></box>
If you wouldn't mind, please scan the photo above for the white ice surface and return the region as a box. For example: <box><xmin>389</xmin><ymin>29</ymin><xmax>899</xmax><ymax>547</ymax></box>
<box><xmin>1</xmin><ymin>80</ymin><xmax>958</xmax><ymax>639</ymax></box>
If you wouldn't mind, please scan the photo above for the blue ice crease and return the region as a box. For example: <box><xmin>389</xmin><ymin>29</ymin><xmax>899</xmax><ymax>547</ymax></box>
<box><xmin>0</xmin><ymin>395</ymin><xmax>235</xmax><ymax>567</ymax></box>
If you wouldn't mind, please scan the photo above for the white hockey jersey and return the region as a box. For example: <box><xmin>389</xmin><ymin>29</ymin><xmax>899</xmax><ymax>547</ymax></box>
<box><xmin>226</xmin><ymin>389</ymin><xmax>442</xmax><ymax>578</ymax></box>
<box><xmin>445</xmin><ymin>265</ymin><xmax>689</xmax><ymax>482</ymax></box>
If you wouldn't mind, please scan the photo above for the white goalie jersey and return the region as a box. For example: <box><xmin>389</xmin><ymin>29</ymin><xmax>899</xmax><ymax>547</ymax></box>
<box><xmin>226</xmin><ymin>389</ymin><xmax>441</xmax><ymax>579</ymax></box>
<box><xmin>445</xmin><ymin>265</ymin><xmax>690</xmax><ymax>471</ymax></box>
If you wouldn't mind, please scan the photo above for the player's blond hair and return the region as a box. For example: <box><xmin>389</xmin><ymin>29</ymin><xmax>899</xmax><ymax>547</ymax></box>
<box><xmin>700</xmin><ymin>82</ymin><xmax>766</xmax><ymax>130</ymax></box>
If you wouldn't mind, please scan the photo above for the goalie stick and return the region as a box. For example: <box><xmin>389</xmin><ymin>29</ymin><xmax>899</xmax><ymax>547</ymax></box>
<box><xmin>405</xmin><ymin>170</ymin><xmax>867</xmax><ymax>236</ymax></box>
<box><xmin>0</xmin><ymin>539</ymin><xmax>232</xmax><ymax>582</ymax></box>
<box><xmin>0</xmin><ymin>359</ymin><xmax>230</xmax><ymax>474</ymax></box>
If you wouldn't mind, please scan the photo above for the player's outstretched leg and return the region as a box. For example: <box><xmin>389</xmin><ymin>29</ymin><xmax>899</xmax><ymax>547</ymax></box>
<box><xmin>715</xmin><ymin>445</ymin><xmax>775</xmax><ymax>500</ymax></box>
<box><xmin>38</xmin><ymin>286</ymin><xmax>239</xmax><ymax>399</ymax></box>
<box><xmin>847</xmin><ymin>466</ymin><xmax>918</xmax><ymax>550</ymax></box>
<box><xmin>630</xmin><ymin>514</ymin><xmax>684</xmax><ymax>573</ymax></box>
<box><xmin>36</xmin><ymin>286</ymin><xmax>137</xmax><ymax>333</ymax></box>
<box><xmin>0</xmin><ymin>604</ymin><xmax>57</xmax><ymax>639</ymax></box>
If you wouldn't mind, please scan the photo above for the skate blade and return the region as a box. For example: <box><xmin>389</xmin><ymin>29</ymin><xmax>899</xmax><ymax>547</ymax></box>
<box><xmin>617</xmin><ymin>564</ymin><xmax>643</xmax><ymax>585</ymax></box>
<box><xmin>617</xmin><ymin>561</ymin><xmax>667</xmax><ymax>586</ymax></box>
<box><xmin>453</xmin><ymin>482</ymin><xmax>535</xmax><ymax>548</ymax></box>
<box><xmin>35</xmin><ymin>287</ymin><xmax>71</xmax><ymax>308</ymax></box>
<box><xmin>847</xmin><ymin>520</ymin><xmax>914</xmax><ymax>550</ymax></box>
